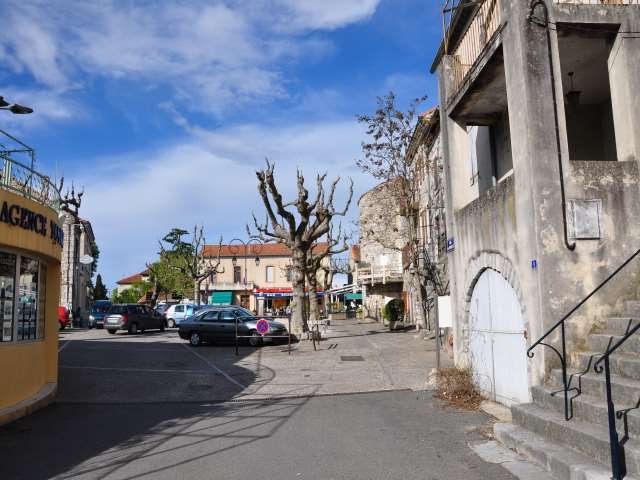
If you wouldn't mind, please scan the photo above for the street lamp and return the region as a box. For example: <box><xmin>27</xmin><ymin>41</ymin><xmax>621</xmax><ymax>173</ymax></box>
<box><xmin>0</xmin><ymin>96</ymin><xmax>33</xmax><ymax>115</ymax></box>
<box><xmin>228</xmin><ymin>238</ymin><xmax>264</xmax><ymax>286</ymax></box>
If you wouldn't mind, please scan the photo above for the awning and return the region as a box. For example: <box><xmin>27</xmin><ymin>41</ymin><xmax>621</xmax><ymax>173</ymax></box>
<box><xmin>210</xmin><ymin>291</ymin><xmax>233</xmax><ymax>305</ymax></box>
<box><xmin>346</xmin><ymin>293</ymin><xmax>362</xmax><ymax>300</ymax></box>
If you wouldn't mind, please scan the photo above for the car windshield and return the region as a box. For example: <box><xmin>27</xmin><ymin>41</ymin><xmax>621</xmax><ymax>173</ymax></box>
<box><xmin>108</xmin><ymin>305</ymin><xmax>128</xmax><ymax>314</ymax></box>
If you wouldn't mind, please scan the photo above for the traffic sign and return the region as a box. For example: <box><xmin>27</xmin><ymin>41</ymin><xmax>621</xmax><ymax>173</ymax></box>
<box><xmin>256</xmin><ymin>318</ymin><xmax>270</xmax><ymax>335</ymax></box>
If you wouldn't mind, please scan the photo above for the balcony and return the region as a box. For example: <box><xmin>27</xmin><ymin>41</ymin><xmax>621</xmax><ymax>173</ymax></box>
<box><xmin>447</xmin><ymin>0</ymin><xmax>502</xmax><ymax>103</ymax></box>
<box><xmin>204</xmin><ymin>281</ymin><xmax>255</xmax><ymax>291</ymax></box>
<box><xmin>0</xmin><ymin>130</ymin><xmax>61</xmax><ymax>211</ymax></box>
<box><xmin>554</xmin><ymin>0</ymin><xmax>638</xmax><ymax>4</ymax></box>
<box><xmin>355</xmin><ymin>264</ymin><xmax>403</xmax><ymax>286</ymax></box>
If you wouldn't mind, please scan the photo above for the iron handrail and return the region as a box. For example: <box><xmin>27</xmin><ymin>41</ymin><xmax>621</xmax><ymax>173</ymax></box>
<box><xmin>527</xmin><ymin>247</ymin><xmax>640</xmax><ymax>423</ymax></box>
<box><xmin>0</xmin><ymin>154</ymin><xmax>61</xmax><ymax>211</ymax></box>
<box><xmin>592</xmin><ymin>293</ymin><xmax>640</xmax><ymax>480</ymax></box>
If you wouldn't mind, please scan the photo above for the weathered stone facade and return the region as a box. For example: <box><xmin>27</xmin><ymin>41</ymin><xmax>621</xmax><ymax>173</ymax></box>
<box><xmin>60</xmin><ymin>212</ymin><xmax>95</xmax><ymax>324</ymax></box>
<box><xmin>356</xmin><ymin>181</ymin><xmax>408</xmax><ymax>322</ymax></box>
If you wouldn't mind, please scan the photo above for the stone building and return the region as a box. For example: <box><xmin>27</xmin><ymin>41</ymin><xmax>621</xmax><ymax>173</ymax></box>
<box><xmin>60</xmin><ymin>212</ymin><xmax>96</xmax><ymax>324</ymax></box>
<box><xmin>433</xmin><ymin>0</ymin><xmax>640</xmax><ymax>477</ymax></box>
<box><xmin>354</xmin><ymin>181</ymin><xmax>408</xmax><ymax>322</ymax></box>
<box><xmin>403</xmin><ymin>107</ymin><xmax>449</xmax><ymax>331</ymax></box>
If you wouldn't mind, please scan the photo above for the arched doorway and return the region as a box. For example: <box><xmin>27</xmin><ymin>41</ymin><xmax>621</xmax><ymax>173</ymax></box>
<box><xmin>469</xmin><ymin>269</ymin><xmax>529</xmax><ymax>405</ymax></box>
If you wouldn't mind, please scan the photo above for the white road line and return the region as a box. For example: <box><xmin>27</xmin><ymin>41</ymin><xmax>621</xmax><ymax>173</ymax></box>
<box><xmin>181</xmin><ymin>343</ymin><xmax>247</xmax><ymax>390</ymax></box>
<box><xmin>58</xmin><ymin>340</ymin><xmax>71</xmax><ymax>353</ymax></box>
<box><xmin>59</xmin><ymin>365</ymin><xmax>211</xmax><ymax>375</ymax></box>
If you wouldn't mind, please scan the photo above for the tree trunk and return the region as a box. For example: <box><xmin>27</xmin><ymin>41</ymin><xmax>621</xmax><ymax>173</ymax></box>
<box><xmin>307</xmin><ymin>270</ymin><xmax>319</xmax><ymax>328</ymax></box>
<box><xmin>193</xmin><ymin>281</ymin><xmax>199</xmax><ymax>304</ymax></box>
<box><xmin>291</xmin><ymin>250</ymin><xmax>308</xmax><ymax>335</ymax></box>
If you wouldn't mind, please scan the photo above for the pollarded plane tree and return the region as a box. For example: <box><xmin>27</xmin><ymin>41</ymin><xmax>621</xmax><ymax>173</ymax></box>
<box><xmin>251</xmin><ymin>160</ymin><xmax>353</xmax><ymax>335</ymax></box>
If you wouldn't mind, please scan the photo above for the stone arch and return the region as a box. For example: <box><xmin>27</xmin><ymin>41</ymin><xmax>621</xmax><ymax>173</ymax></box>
<box><xmin>461</xmin><ymin>251</ymin><xmax>527</xmax><ymax>352</ymax></box>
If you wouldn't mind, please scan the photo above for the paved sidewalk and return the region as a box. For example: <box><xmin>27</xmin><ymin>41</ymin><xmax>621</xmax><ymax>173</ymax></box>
<box><xmin>201</xmin><ymin>317</ymin><xmax>454</xmax><ymax>400</ymax></box>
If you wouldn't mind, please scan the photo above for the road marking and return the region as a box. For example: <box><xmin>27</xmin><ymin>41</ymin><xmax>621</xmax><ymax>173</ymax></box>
<box><xmin>59</xmin><ymin>365</ymin><xmax>211</xmax><ymax>375</ymax></box>
<box><xmin>58</xmin><ymin>340</ymin><xmax>71</xmax><ymax>353</ymax></box>
<box><xmin>181</xmin><ymin>343</ymin><xmax>247</xmax><ymax>390</ymax></box>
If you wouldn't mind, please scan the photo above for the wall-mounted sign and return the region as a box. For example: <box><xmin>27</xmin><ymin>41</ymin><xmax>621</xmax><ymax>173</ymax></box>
<box><xmin>0</xmin><ymin>201</ymin><xmax>64</xmax><ymax>248</ymax></box>
<box><xmin>447</xmin><ymin>238</ymin><xmax>455</xmax><ymax>253</ymax></box>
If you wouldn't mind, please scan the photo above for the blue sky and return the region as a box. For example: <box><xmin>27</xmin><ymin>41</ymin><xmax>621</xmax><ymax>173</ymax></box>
<box><xmin>0</xmin><ymin>0</ymin><xmax>442</xmax><ymax>288</ymax></box>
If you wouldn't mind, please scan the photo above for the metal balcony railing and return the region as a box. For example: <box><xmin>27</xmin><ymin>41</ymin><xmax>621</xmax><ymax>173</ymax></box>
<box><xmin>554</xmin><ymin>0</ymin><xmax>638</xmax><ymax>4</ymax></box>
<box><xmin>0</xmin><ymin>128</ymin><xmax>61</xmax><ymax>212</ymax></box>
<box><xmin>355</xmin><ymin>264</ymin><xmax>403</xmax><ymax>286</ymax></box>
<box><xmin>203</xmin><ymin>281</ymin><xmax>255</xmax><ymax>291</ymax></box>
<box><xmin>0</xmin><ymin>155</ymin><xmax>61</xmax><ymax>211</ymax></box>
<box><xmin>448</xmin><ymin>0</ymin><xmax>502</xmax><ymax>101</ymax></box>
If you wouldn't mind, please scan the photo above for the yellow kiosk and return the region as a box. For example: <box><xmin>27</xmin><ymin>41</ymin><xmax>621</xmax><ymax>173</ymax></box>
<box><xmin>0</xmin><ymin>155</ymin><xmax>63</xmax><ymax>425</ymax></box>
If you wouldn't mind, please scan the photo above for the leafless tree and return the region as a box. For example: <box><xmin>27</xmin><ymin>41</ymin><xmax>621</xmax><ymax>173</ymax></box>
<box><xmin>306</xmin><ymin>223</ymin><xmax>349</xmax><ymax>326</ymax></box>
<box><xmin>251</xmin><ymin>160</ymin><xmax>353</xmax><ymax>334</ymax></box>
<box><xmin>357</xmin><ymin>91</ymin><xmax>443</xmax><ymax>328</ymax></box>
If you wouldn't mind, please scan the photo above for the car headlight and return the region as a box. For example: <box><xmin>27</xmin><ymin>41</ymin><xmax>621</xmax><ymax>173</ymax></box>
<box><xmin>89</xmin><ymin>315</ymin><xmax>95</xmax><ymax>321</ymax></box>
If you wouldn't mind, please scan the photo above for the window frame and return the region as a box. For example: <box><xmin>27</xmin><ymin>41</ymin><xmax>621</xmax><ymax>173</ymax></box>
<box><xmin>265</xmin><ymin>265</ymin><xmax>275</xmax><ymax>283</ymax></box>
<box><xmin>0</xmin><ymin>247</ymin><xmax>48</xmax><ymax>345</ymax></box>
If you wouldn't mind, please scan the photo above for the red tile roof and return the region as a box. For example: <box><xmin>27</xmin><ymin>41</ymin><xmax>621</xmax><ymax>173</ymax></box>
<box><xmin>203</xmin><ymin>242</ymin><xmax>329</xmax><ymax>258</ymax></box>
<box><xmin>116</xmin><ymin>269</ymin><xmax>149</xmax><ymax>285</ymax></box>
<box><xmin>350</xmin><ymin>244</ymin><xmax>361</xmax><ymax>262</ymax></box>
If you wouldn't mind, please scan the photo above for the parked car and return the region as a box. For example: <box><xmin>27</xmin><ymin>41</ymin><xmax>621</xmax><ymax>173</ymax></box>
<box><xmin>89</xmin><ymin>300</ymin><xmax>112</xmax><ymax>329</ymax></box>
<box><xmin>154</xmin><ymin>303</ymin><xmax>175</xmax><ymax>317</ymax></box>
<box><xmin>178</xmin><ymin>306</ymin><xmax>288</xmax><ymax>347</ymax></box>
<box><xmin>58</xmin><ymin>306</ymin><xmax>71</xmax><ymax>330</ymax></box>
<box><xmin>165</xmin><ymin>304</ymin><xmax>204</xmax><ymax>328</ymax></box>
<box><xmin>104</xmin><ymin>304</ymin><xmax>166</xmax><ymax>335</ymax></box>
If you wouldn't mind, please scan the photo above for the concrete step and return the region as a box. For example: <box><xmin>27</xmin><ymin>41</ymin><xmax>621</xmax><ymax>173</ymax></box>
<box><xmin>599</xmin><ymin>317</ymin><xmax>640</xmax><ymax>336</ymax></box>
<box><xmin>550</xmin><ymin>368</ymin><xmax>640</xmax><ymax>407</ymax></box>
<box><xmin>495</xmin><ymin>422</ymin><xmax>640</xmax><ymax>480</ymax></box>
<box><xmin>587</xmin><ymin>333</ymin><xmax>640</xmax><ymax>355</ymax></box>
<box><xmin>574</xmin><ymin>350</ymin><xmax>640</xmax><ymax>381</ymax></box>
<box><xmin>532</xmin><ymin>385</ymin><xmax>640</xmax><ymax>437</ymax></box>
<box><xmin>512</xmin><ymin>403</ymin><xmax>640</xmax><ymax>476</ymax></box>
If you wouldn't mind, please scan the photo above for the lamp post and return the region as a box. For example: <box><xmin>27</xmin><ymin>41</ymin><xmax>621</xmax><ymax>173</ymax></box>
<box><xmin>228</xmin><ymin>238</ymin><xmax>263</xmax><ymax>310</ymax></box>
<box><xmin>0</xmin><ymin>96</ymin><xmax>33</xmax><ymax>115</ymax></box>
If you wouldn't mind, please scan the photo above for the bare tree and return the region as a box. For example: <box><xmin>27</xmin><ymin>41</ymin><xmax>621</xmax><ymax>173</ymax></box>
<box><xmin>357</xmin><ymin>91</ymin><xmax>442</xmax><ymax>328</ymax></box>
<box><xmin>306</xmin><ymin>223</ymin><xmax>349</xmax><ymax>326</ymax></box>
<box><xmin>251</xmin><ymin>160</ymin><xmax>353</xmax><ymax>334</ymax></box>
<box><xmin>158</xmin><ymin>226</ymin><xmax>224</xmax><ymax>304</ymax></box>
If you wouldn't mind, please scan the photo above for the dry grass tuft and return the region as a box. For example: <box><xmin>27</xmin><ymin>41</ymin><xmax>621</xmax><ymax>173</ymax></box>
<box><xmin>435</xmin><ymin>366</ymin><xmax>483</xmax><ymax>410</ymax></box>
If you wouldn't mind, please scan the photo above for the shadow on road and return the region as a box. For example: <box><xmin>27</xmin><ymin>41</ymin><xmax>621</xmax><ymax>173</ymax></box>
<box><xmin>0</xmin><ymin>335</ymin><xmax>314</xmax><ymax>480</ymax></box>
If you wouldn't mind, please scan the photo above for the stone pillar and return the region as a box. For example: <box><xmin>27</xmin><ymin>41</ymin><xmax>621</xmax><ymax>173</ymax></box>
<box><xmin>609</xmin><ymin>33</ymin><xmax>640</xmax><ymax>163</ymax></box>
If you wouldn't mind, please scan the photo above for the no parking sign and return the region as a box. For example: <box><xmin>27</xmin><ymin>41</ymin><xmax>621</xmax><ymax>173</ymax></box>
<box><xmin>256</xmin><ymin>318</ymin><xmax>270</xmax><ymax>335</ymax></box>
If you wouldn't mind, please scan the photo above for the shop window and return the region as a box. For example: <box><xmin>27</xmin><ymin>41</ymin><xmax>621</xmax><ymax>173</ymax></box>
<box><xmin>266</xmin><ymin>266</ymin><xmax>275</xmax><ymax>283</ymax></box>
<box><xmin>17</xmin><ymin>256</ymin><xmax>41</xmax><ymax>341</ymax></box>
<box><xmin>0</xmin><ymin>252</ymin><xmax>16</xmax><ymax>342</ymax></box>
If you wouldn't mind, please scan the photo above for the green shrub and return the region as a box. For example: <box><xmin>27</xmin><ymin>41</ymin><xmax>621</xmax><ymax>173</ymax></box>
<box><xmin>382</xmin><ymin>298</ymin><xmax>404</xmax><ymax>322</ymax></box>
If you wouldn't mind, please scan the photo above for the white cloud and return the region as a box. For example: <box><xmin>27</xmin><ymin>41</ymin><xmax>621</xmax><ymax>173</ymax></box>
<box><xmin>0</xmin><ymin>0</ymin><xmax>381</xmax><ymax>116</ymax></box>
<box><xmin>76</xmin><ymin>120</ymin><xmax>373</xmax><ymax>287</ymax></box>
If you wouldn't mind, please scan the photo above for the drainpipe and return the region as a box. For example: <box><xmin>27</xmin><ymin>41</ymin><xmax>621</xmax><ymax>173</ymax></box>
<box><xmin>528</xmin><ymin>0</ymin><xmax>576</xmax><ymax>251</ymax></box>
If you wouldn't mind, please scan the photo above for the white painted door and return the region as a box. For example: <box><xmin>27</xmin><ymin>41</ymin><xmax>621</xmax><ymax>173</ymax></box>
<box><xmin>469</xmin><ymin>269</ymin><xmax>529</xmax><ymax>405</ymax></box>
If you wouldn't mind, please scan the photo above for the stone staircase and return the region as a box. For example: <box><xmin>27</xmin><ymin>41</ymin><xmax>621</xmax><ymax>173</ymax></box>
<box><xmin>496</xmin><ymin>301</ymin><xmax>640</xmax><ymax>480</ymax></box>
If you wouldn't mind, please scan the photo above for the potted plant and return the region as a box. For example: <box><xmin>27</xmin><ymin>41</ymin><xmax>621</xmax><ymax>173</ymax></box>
<box><xmin>382</xmin><ymin>299</ymin><xmax>404</xmax><ymax>331</ymax></box>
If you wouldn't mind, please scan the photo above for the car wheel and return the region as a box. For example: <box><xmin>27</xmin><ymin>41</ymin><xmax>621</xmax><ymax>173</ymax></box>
<box><xmin>107</xmin><ymin>330</ymin><xmax>117</xmax><ymax>335</ymax></box>
<box><xmin>168</xmin><ymin>318</ymin><xmax>176</xmax><ymax>328</ymax></box>
<box><xmin>189</xmin><ymin>331</ymin><xmax>201</xmax><ymax>347</ymax></box>
<box><xmin>249</xmin><ymin>330</ymin><xmax>262</xmax><ymax>347</ymax></box>
<box><xmin>128</xmin><ymin>323</ymin><xmax>139</xmax><ymax>335</ymax></box>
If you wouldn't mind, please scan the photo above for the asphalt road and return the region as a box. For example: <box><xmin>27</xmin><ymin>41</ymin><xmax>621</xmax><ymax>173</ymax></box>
<box><xmin>0</xmin><ymin>329</ymin><xmax>516</xmax><ymax>480</ymax></box>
